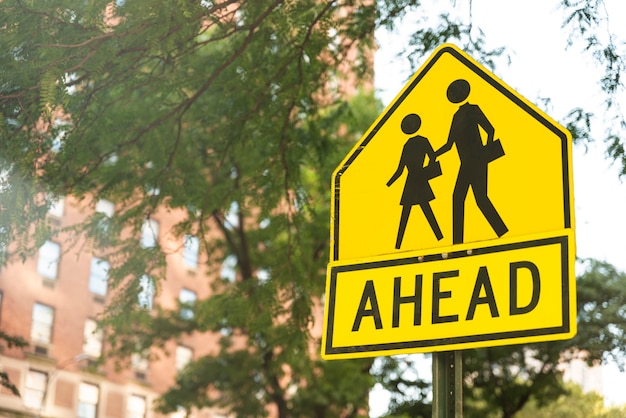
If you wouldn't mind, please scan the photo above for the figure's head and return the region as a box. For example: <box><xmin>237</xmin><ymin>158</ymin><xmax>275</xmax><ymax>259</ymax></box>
<box><xmin>401</xmin><ymin>113</ymin><xmax>421</xmax><ymax>135</ymax></box>
<box><xmin>447</xmin><ymin>79</ymin><xmax>470</xmax><ymax>103</ymax></box>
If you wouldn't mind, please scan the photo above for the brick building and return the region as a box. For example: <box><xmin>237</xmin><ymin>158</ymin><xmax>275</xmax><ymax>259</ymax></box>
<box><xmin>0</xmin><ymin>195</ymin><xmax>226</xmax><ymax>418</ymax></box>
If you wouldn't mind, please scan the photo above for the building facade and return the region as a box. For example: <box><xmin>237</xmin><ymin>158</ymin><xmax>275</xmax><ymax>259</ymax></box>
<box><xmin>0</xmin><ymin>195</ymin><xmax>225</xmax><ymax>418</ymax></box>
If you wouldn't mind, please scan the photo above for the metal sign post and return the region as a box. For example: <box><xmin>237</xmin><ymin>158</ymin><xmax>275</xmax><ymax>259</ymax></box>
<box><xmin>432</xmin><ymin>351</ymin><xmax>462</xmax><ymax>418</ymax></box>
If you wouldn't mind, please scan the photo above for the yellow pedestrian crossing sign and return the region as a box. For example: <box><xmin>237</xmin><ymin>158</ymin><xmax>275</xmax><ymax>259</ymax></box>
<box><xmin>322</xmin><ymin>44</ymin><xmax>576</xmax><ymax>360</ymax></box>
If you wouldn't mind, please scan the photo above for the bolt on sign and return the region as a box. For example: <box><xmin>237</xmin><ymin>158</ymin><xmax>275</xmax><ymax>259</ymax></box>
<box><xmin>321</xmin><ymin>44</ymin><xmax>576</xmax><ymax>360</ymax></box>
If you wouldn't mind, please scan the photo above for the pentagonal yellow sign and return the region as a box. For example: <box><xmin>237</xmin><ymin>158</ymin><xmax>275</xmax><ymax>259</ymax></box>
<box><xmin>322</xmin><ymin>44</ymin><xmax>576</xmax><ymax>359</ymax></box>
<box><xmin>332</xmin><ymin>44</ymin><xmax>573</xmax><ymax>261</ymax></box>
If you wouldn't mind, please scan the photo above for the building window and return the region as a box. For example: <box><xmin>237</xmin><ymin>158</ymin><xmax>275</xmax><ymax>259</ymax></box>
<box><xmin>182</xmin><ymin>234</ymin><xmax>199</xmax><ymax>268</ymax></box>
<box><xmin>37</xmin><ymin>240</ymin><xmax>60</xmax><ymax>279</ymax></box>
<box><xmin>77</xmin><ymin>382</ymin><xmax>99</xmax><ymax>418</ymax></box>
<box><xmin>138</xmin><ymin>275</ymin><xmax>155</xmax><ymax>310</ymax></box>
<box><xmin>127</xmin><ymin>394</ymin><xmax>147</xmax><ymax>418</ymax></box>
<box><xmin>140</xmin><ymin>219</ymin><xmax>158</xmax><ymax>248</ymax></box>
<box><xmin>31</xmin><ymin>303</ymin><xmax>54</xmax><ymax>344</ymax></box>
<box><xmin>179</xmin><ymin>288</ymin><xmax>196</xmax><ymax>320</ymax></box>
<box><xmin>175</xmin><ymin>345</ymin><xmax>193</xmax><ymax>371</ymax></box>
<box><xmin>131</xmin><ymin>350</ymin><xmax>150</xmax><ymax>373</ymax></box>
<box><xmin>23</xmin><ymin>370</ymin><xmax>47</xmax><ymax>410</ymax></box>
<box><xmin>48</xmin><ymin>195</ymin><xmax>65</xmax><ymax>218</ymax></box>
<box><xmin>170</xmin><ymin>406</ymin><xmax>187</xmax><ymax>418</ymax></box>
<box><xmin>95</xmin><ymin>199</ymin><xmax>114</xmax><ymax>231</ymax></box>
<box><xmin>88</xmin><ymin>257</ymin><xmax>109</xmax><ymax>296</ymax></box>
<box><xmin>83</xmin><ymin>319</ymin><xmax>103</xmax><ymax>358</ymax></box>
<box><xmin>95</xmin><ymin>199</ymin><xmax>114</xmax><ymax>217</ymax></box>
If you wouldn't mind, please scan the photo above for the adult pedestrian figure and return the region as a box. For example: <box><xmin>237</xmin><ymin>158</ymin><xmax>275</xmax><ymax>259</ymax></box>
<box><xmin>387</xmin><ymin>113</ymin><xmax>443</xmax><ymax>249</ymax></box>
<box><xmin>435</xmin><ymin>79</ymin><xmax>508</xmax><ymax>244</ymax></box>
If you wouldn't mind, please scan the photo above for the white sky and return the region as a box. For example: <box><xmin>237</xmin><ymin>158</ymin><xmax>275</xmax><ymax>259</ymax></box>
<box><xmin>371</xmin><ymin>0</ymin><xmax>626</xmax><ymax>413</ymax></box>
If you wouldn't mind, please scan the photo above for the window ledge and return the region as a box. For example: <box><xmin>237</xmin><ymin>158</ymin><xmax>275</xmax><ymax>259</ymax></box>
<box><xmin>25</xmin><ymin>346</ymin><xmax>55</xmax><ymax>364</ymax></box>
<box><xmin>42</xmin><ymin>278</ymin><xmax>56</xmax><ymax>288</ymax></box>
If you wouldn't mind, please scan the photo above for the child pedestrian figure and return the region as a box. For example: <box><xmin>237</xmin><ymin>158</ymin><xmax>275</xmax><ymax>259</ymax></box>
<box><xmin>387</xmin><ymin>113</ymin><xmax>444</xmax><ymax>249</ymax></box>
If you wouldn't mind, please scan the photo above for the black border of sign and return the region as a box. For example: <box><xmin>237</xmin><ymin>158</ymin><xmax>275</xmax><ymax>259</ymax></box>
<box><xmin>325</xmin><ymin>235</ymin><xmax>570</xmax><ymax>355</ymax></box>
<box><xmin>332</xmin><ymin>46</ymin><xmax>572</xmax><ymax>261</ymax></box>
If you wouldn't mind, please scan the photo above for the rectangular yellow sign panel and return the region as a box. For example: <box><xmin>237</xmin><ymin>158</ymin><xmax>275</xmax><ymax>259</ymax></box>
<box><xmin>322</xmin><ymin>232</ymin><xmax>576</xmax><ymax>360</ymax></box>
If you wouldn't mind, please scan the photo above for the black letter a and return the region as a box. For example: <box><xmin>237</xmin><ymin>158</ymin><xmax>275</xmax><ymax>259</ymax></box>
<box><xmin>352</xmin><ymin>280</ymin><xmax>383</xmax><ymax>331</ymax></box>
<box><xmin>466</xmin><ymin>266</ymin><xmax>499</xmax><ymax>320</ymax></box>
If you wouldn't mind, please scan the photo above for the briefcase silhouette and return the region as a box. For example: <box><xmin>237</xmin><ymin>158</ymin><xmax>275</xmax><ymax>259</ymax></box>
<box><xmin>484</xmin><ymin>139</ymin><xmax>505</xmax><ymax>163</ymax></box>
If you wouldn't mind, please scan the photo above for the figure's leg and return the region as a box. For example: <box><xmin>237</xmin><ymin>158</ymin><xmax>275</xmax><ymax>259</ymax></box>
<box><xmin>473</xmin><ymin>173</ymin><xmax>508</xmax><ymax>237</ymax></box>
<box><xmin>421</xmin><ymin>202</ymin><xmax>443</xmax><ymax>241</ymax></box>
<box><xmin>395</xmin><ymin>205</ymin><xmax>412</xmax><ymax>249</ymax></box>
<box><xmin>453</xmin><ymin>177</ymin><xmax>470</xmax><ymax>244</ymax></box>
